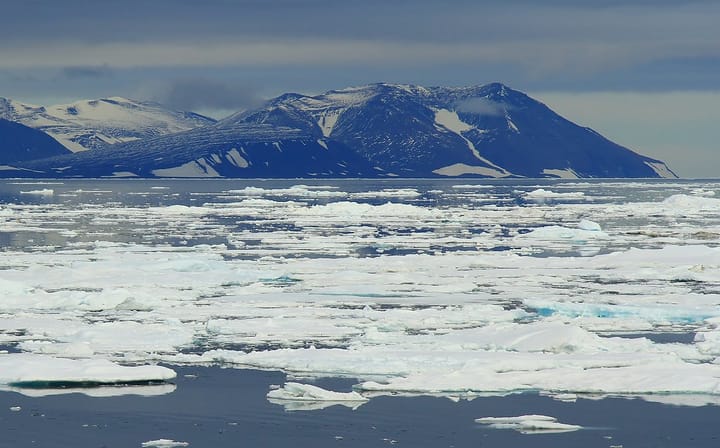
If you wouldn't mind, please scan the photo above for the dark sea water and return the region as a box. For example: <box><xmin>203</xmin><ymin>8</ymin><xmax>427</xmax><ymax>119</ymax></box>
<box><xmin>3</xmin><ymin>366</ymin><xmax>720</xmax><ymax>448</ymax></box>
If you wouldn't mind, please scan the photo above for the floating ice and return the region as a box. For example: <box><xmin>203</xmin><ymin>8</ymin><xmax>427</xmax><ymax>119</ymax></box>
<box><xmin>475</xmin><ymin>415</ymin><xmax>582</xmax><ymax>433</ymax></box>
<box><xmin>513</xmin><ymin>224</ymin><xmax>608</xmax><ymax>247</ymax></box>
<box><xmin>3</xmin><ymin>180</ymin><xmax>720</xmax><ymax>406</ymax></box>
<box><xmin>524</xmin><ymin>189</ymin><xmax>585</xmax><ymax>200</ymax></box>
<box><xmin>267</xmin><ymin>382</ymin><xmax>367</xmax><ymax>404</ymax></box>
<box><xmin>0</xmin><ymin>354</ymin><xmax>176</xmax><ymax>387</ymax></box>
<box><xmin>662</xmin><ymin>194</ymin><xmax>720</xmax><ymax>211</ymax></box>
<box><xmin>226</xmin><ymin>186</ymin><xmax>346</xmax><ymax>198</ymax></box>
<box><xmin>578</xmin><ymin>219</ymin><xmax>602</xmax><ymax>231</ymax></box>
<box><xmin>349</xmin><ymin>189</ymin><xmax>421</xmax><ymax>199</ymax></box>
<box><xmin>5</xmin><ymin>383</ymin><xmax>176</xmax><ymax>398</ymax></box>
<box><xmin>19</xmin><ymin>189</ymin><xmax>54</xmax><ymax>196</ymax></box>
<box><xmin>141</xmin><ymin>440</ymin><xmax>189</xmax><ymax>448</ymax></box>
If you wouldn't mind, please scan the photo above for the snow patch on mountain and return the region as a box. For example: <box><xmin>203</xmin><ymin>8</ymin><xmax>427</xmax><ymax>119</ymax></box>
<box><xmin>317</xmin><ymin>110</ymin><xmax>342</xmax><ymax>137</ymax></box>
<box><xmin>0</xmin><ymin>96</ymin><xmax>215</xmax><ymax>152</ymax></box>
<box><xmin>433</xmin><ymin>108</ymin><xmax>510</xmax><ymax>175</ymax></box>
<box><xmin>543</xmin><ymin>168</ymin><xmax>580</xmax><ymax>179</ymax></box>
<box><xmin>433</xmin><ymin>163</ymin><xmax>508</xmax><ymax>178</ymax></box>
<box><xmin>152</xmin><ymin>158</ymin><xmax>221</xmax><ymax>178</ymax></box>
<box><xmin>434</xmin><ymin>108</ymin><xmax>474</xmax><ymax>133</ymax></box>
<box><xmin>225</xmin><ymin>148</ymin><xmax>250</xmax><ymax>168</ymax></box>
<box><xmin>644</xmin><ymin>161</ymin><xmax>677</xmax><ymax>179</ymax></box>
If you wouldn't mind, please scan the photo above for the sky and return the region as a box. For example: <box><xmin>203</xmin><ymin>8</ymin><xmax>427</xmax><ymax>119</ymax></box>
<box><xmin>2</xmin><ymin>0</ymin><xmax>719</xmax><ymax>177</ymax></box>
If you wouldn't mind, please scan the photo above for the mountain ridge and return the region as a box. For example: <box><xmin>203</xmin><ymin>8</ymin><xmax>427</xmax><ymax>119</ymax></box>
<box><xmin>0</xmin><ymin>96</ymin><xmax>216</xmax><ymax>152</ymax></box>
<box><xmin>0</xmin><ymin>119</ymin><xmax>71</xmax><ymax>167</ymax></box>
<box><xmin>231</xmin><ymin>82</ymin><xmax>675</xmax><ymax>178</ymax></box>
<box><xmin>3</xmin><ymin>83</ymin><xmax>677</xmax><ymax>179</ymax></box>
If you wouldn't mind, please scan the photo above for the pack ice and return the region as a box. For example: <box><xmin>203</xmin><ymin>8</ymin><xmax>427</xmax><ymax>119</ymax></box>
<box><xmin>3</xmin><ymin>181</ymin><xmax>720</xmax><ymax>403</ymax></box>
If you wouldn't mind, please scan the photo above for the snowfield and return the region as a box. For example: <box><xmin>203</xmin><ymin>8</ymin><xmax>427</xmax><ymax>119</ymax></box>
<box><xmin>2</xmin><ymin>179</ymin><xmax>720</xmax><ymax>404</ymax></box>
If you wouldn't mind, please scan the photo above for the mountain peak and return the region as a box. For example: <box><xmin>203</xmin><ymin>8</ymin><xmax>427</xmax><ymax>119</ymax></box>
<box><xmin>3</xmin><ymin>82</ymin><xmax>677</xmax><ymax>179</ymax></box>
<box><xmin>2</xmin><ymin>96</ymin><xmax>216</xmax><ymax>152</ymax></box>
<box><xmin>482</xmin><ymin>82</ymin><xmax>511</xmax><ymax>94</ymax></box>
<box><xmin>228</xmin><ymin>82</ymin><xmax>676</xmax><ymax>179</ymax></box>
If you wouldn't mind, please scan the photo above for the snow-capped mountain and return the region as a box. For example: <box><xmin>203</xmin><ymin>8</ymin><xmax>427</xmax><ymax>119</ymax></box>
<box><xmin>17</xmin><ymin>122</ymin><xmax>379</xmax><ymax>178</ymax></box>
<box><xmin>228</xmin><ymin>83</ymin><xmax>676</xmax><ymax>178</ymax></box>
<box><xmin>0</xmin><ymin>96</ymin><xmax>215</xmax><ymax>152</ymax></box>
<box><xmin>0</xmin><ymin>119</ymin><xmax>70</xmax><ymax>170</ymax></box>
<box><xmin>7</xmin><ymin>83</ymin><xmax>676</xmax><ymax>179</ymax></box>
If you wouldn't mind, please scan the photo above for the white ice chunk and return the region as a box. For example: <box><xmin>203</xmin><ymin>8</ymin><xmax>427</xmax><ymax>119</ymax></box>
<box><xmin>19</xmin><ymin>189</ymin><xmax>54</xmax><ymax>196</ymax></box>
<box><xmin>514</xmin><ymin>225</ymin><xmax>608</xmax><ymax>244</ymax></box>
<box><xmin>578</xmin><ymin>219</ymin><xmax>602</xmax><ymax>231</ymax></box>
<box><xmin>0</xmin><ymin>354</ymin><xmax>176</xmax><ymax>386</ymax></box>
<box><xmin>267</xmin><ymin>382</ymin><xmax>368</xmax><ymax>403</ymax></box>
<box><xmin>475</xmin><ymin>415</ymin><xmax>582</xmax><ymax>433</ymax></box>
<box><xmin>141</xmin><ymin>440</ymin><xmax>189</xmax><ymax>448</ymax></box>
<box><xmin>6</xmin><ymin>383</ymin><xmax>176</xmax><ymax>398</ymax></box>
<box><xmin>524</xmin><ymin>189</ymin><xmax>585</xmax><ymax>200</ymax></box>
<box><xmin>661</xmin><ymin>194</ymin><xmax>720</xmax><ymax>212</ymax></box>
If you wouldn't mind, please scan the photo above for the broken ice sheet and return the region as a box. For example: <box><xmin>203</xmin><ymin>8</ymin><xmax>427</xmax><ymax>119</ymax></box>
<box><xmin>0</xmin><ymin>354</ymin><xmax>176</xmax><ymax>394</ymax></box>
<box><xmin>4</xmin><ymin>181</ymin><xmax>720</xmax><ymax>404</ymax></box>
<box><xmin>267</xmin><ymin>382</ymin><xmax>368</xmax><ymax>411</ymax></box>
<box><xmin>141</xmin><ymin>439</ymin><xmax>189</xmax><ymax>448</ymax></box>
<box><xmin>475</xmin><ymin>414</ymin><xmax>583</xmax><ymax>433</ymax></box>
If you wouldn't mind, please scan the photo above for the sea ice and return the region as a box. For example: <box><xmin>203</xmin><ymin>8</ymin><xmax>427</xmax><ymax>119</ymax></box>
<box><xmin>141</xmin><ymin>439</ymin><xmax>189</xmax><ymax>448</ymax></box>
<box><xmin>578</xmin><ymin>219</ymin><xmax>602</xmax><ymax>231</ymax></box>
<box><xmin>3</xmin><ymin>180</ymin><xmax>720</xmax><ymax>406</ymax></box>
<box><xmin>475</xmin><ymin>415</ymin><xmax>582</xmax><ymax>433</ymax></box>
<box><xmin>523</xmin><ymin>188</ymin><xmax>585</xmax><ymax>200</ymax></box>
<box><xmin>267</xmin><ymin>382</ymin><xmax>368</xmax><ymax>403</ymax></box>
<box><xmin>5</xmin><ymin>383</ymin><xmax>176</xmax><ymax>398</ymax></box>
<box><xmin>19</xmin><ymin>189</ymin><xmax>54</xmax><ymax>196</ymax></box>
<box><xmin>0</xmin><ymin>353</ymin><xmax>176</xmax><ymax>386</ymax></box>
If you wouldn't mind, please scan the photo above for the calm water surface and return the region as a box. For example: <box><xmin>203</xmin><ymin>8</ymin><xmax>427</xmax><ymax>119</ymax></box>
<box><xmin>3</xmin><ymin>366</ymin><xmax>720</xmax><ymax>448</ymax></box>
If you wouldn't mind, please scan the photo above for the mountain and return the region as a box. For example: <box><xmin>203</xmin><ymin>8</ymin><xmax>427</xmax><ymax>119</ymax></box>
<box><xmin>228</xmin><ymin>83</ymin><xmax>676</xmax><ymax>179</ymax></box>
<box><xmin>0</xmin><ymin>96</ymin><xmax>215</xmax><ymax>152</ymax></box>
<box><xmin>17</xmin><ymin>123</ymin><xmax>379</xmax><ymax>178</ymax></box>
<box><xmin>8</xmin><ymin>83</ymin><xmax>676</xmax><ymax>179</ymax></box>
<box><xmin>0</xmin><ymin>119</ymin><xmax>71</xmax><ymax>173</ymax></box>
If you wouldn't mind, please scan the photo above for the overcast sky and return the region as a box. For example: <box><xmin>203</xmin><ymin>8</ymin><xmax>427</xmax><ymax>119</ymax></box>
<box><xmin>2</xmin><ymin>0</ymin><xmax>719</xmax><ymax>177</ymax></box>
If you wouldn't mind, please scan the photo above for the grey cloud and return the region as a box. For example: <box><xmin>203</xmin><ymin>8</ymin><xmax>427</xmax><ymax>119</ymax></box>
<box><xmin>3</xmin><ymin>1</ymin><xmax>720</xmax><ymax>95</ymax></box>
<box><xmin>3</xmin><ymin>1</ymin><xmax>719</xmax><ymax>46</ymax></box>
<box><xmin>151</xmin><ymin>78</ymin><xmax>262</xmax><ymax>112</ymax></box>
<box><xmin>61</xmin><ymin>65</ymin><xmax>114</xmax><ymax>79</ymax></box>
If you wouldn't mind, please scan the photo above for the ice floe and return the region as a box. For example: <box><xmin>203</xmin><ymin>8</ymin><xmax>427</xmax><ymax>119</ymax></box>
<box><xmin>0</xmin><ymin>353</ymin><xmax>176</xmax><ymax>387</ymax></box>
<box><xmin>523</xmin><ymin>188</ymin><xmax>586</xmax><ymax>201</ymax></box>
<box><xmin>267</xmin><ymin>382</ymin><xmax>367</xmax><ymax>404</ymax></box>
<box><xmin>6</xmin><ymin>383</ymin><xmax>177</xmax><ymax>398</ymax></box>
<box><xmin>19</xmin><ymin>188</ymin><xmax>54</xmax><ymax>196</ymax></box>
<box><xmin>475</xmin><ymin>415</ymin><xmax>582</xmax><ymax>433</ymax></box>
<box><xmin>141</xmin><ymin>439</ymin><xmax>189</xmax><ymax>448</ymax></box>
<box><xmin>2</xmin><ymin>180</ymin><xmax>720</xmax><ymax>404</ymax></box>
